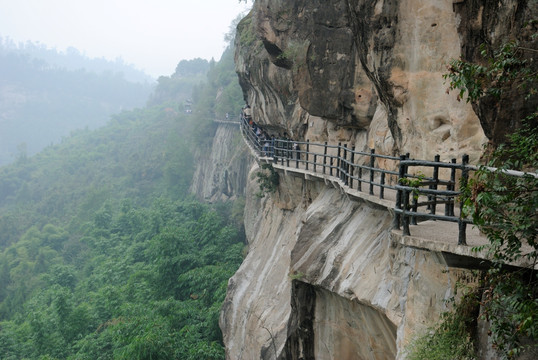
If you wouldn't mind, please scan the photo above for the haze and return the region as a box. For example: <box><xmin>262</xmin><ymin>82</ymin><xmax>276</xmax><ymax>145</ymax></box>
<box><xmin>0</xmin><ymin>0</ymin><xmax>251</xmax><ymax>78</ymax></box>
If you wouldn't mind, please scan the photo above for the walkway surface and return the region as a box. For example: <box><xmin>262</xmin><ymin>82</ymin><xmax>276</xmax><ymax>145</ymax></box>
<box><xmin>268</xmin><ymin>156</ymin><xmax>494</xmax><ymax>262</ymax></box>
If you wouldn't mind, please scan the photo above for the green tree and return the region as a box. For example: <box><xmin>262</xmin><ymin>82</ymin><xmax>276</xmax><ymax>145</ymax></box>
<box><xmin>445</xmin><ymin>35</ymin><xmax>538</xmax><ymax>358</ymax></box>
<box><xmin>0</xmin><ymin>19</ymin><xmax>245</xmax><ymax>358</ymax></box>
<box><xmin>462</xmin><ymin>125</ymin><xmax>538</xmax><ymax>358</ymax></box>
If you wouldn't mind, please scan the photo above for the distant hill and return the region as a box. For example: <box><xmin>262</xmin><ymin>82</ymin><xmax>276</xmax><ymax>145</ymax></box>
<box><xmin>0</xmin><ymin>41</ymin><xmax>246</xmax><ymax>359</ymax></box>
<box><xmin>0</xmin><ymin>38</ymin><xmax>154</xmax><ymax>83</ymax></box>
<box><xmin>0</xmin><ymin>39</ymin><xmax>155</xmax><ymax>166</ymax></box>
<box><xmin>0</xmin><ymin>45</ymin><xmax>243</xmax><ymax>251</ymax></box>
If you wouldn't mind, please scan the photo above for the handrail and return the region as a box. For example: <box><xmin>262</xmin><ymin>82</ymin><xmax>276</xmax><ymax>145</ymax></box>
<box><xmin>468</xmin><ymin>164</ymin><xmax>538</xmax><ymax>178</ymax></box>
<box><xmin>239</xmin><ymin>114</ymin><xmax>487</xmax><ymax>245</ymax></box>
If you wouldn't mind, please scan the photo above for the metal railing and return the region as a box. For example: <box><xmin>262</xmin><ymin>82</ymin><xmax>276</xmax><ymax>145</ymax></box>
<box><xmin>240</xmin><ymin>114</ymin><xmax>477</xmax><ymax>244</ymax></box>
<box><xmin>392</xmin><ymin>156</ymin><xmax>471</xmax><ymax>245</ymax></box>
<box><xmin>272</xmin><ymin>139</ymin><xmax>401</xmax><ymax>200</ymax></box>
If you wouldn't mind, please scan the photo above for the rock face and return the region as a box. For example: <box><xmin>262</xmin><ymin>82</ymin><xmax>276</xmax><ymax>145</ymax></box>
<box><xmin>220</xmin><ymin>171</ymin><xmax>478</xmax><ymax>359</ymax></box>
<box><xmin>219</xmin><ymin>0</ymin><xmax>535</xmax><ymax>359</ymax></box>
<box><xmin>235</xmin><ymin>0</ymin><xmax>494</xmax><ymax>163</ymax></box>
<box><xmin>190</xmin><ymin>123</ymin><xmax>252</xmax><ymax>202</ymax></box>
<box><xmin>453</xmin><ymin>0</ymin><xmax>538</xmax><ymax>146</ymax></box>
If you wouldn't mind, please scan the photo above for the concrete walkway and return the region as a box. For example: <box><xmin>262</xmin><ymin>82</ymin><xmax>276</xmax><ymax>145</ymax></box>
<box><xmin>236</xmin><ymin>122</ymin><xmax>536</xmax><ymax>270</ymax></box>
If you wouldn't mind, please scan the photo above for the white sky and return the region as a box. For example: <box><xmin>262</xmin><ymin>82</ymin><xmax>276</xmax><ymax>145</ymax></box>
<box><xmin>0</xmin><ymin>0</ymin><xmax>252</xmax><ymax>78</ymax></box>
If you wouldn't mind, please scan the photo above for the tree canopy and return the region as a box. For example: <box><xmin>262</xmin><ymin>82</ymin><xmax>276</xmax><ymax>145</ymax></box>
<box><xmin>0</xmin><ymin>36</ymin><xmax>245</xmax><ymax>359</ymax></box>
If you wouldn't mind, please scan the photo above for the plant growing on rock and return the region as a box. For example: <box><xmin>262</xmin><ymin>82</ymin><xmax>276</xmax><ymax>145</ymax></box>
<box><xmin>398</xmin><ymin>171</ymin><xmax>425</xmax><ymax>200</ymax></box>
<box><xmin>444</xmin><ymin>41</ymin><xmax>537</xmax><ymax>104</ymax></box>
<box><xmin>277</xmin><ymin>40</ymin><xmax>310</xmax><ymax>71</ymax></box>
<box><xmin>443</xmin><ymin>27</ymin><xmax>537</xmax><ymax>148</ymax></box>
<box><xmin>237</xmin><ymin>14</ymin><xmax>261</xmax><ymax>50</ymax></box>
<box><xmin>405</xmin><ymin>288</ymin><xmax>479</xmax><ymax>360</ymax></box>
<box><xmin>255</xmin><ymin>163</ymin><xmax>280</xmax><ymax>198</ymax></box>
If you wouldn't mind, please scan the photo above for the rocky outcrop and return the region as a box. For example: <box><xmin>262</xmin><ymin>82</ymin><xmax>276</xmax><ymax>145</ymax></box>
<box><xmin>235</xmin><ymin>0</ymin><xmax>494</xmax><ymax>163</ymax></box>
<box><xmin>220</xmin><ymin>0</ymin><xmax>535</xmax><ymax>359</ymax></box>
<box><xmin>235</xmin><ymin>0</ymin><xmax>537</xmax><ymax>162</ymax></box>
<box><xmin>220</xmin><ymin>168</ymin><xmax>478</xmax><ymax>359</ymax></box>
<box><xmin>190</xmin><ymin>123</ymin><xmax>252</xmax><ymax>202</ymax></box>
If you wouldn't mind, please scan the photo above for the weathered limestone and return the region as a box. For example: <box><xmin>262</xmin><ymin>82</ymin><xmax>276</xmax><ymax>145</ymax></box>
<box><xmin>220</xmin><ymin>0</ymin><xmax>536</xmax><ymax>358</ymax></box>
<box><xmin>220</xmin><ymin>168</ymin><xmax>478</xmax><ymax>359</ymax></box>
<box><xmin>235</xmin><ymin>0</ymin><xmax>492</xmax><ymax>163</ymax></box>
<box><xmin>190</xmin><ymin>124</ymin><xmax>252</xmax><ymax>202</ymax></box>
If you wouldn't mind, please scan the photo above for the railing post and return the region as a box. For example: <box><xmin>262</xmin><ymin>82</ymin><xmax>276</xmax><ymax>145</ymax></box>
<box><xmin>295</xmin><ymin>141</ymin><xmax>299</xmax><ymax>169</ymax></box>
<box><xmin>429</xmin><ymin>154</ymin><xmax>440</xmax><ymax>215</ymax></box>
<box><xmin>281</xmin><ymin>140</ymin><xmax>284</xmax><ymax>165</ymax></box>
<box><xmin>380</xmin><ymin>172</ymin><xmax>385</xmax><ymax>199</ymax></box>
<box><xmin>306</xmin><ymin>140</ymin><xmax>310</xmax><ymax>171</ymax></box>
<box><xmin>402</xmin><ymin>188</ymin><xmax>411</xmax><ymax>236</ymax></box>
<box><xmin>458</xmin><ymin>154</ymin><xmax>469</xmax><ymax>245</ymax></box>
<box><xmin>369</xmin><ymin>149</ymin><xmax>375</xmax><ymax>195</ymax></box>
<box><xmin>358</xmin><ymin>166</ymin><xmax>362</xmax><ymax>192</ymax></box>
<box><xmin>286</xmin><ymin>139</ymin><xmax>290</xmax><ymax>167</ymax></box>
<box><xmin>392</xmin><ymin>154</ymin><xmax>407</xmax><ymax>230</ymax></box>
<box><xmin>313</xmin><ymin>154</ymin><xmax>317</xmax><ymax>172</ymax></box>
<box><xmin>272</xmin><ymin>137</ymin><xmax>277</xmax><ymax>163</ymax></box>
<box><xmin>349</xmin><ymin>147</ymin><xmax>355</xmax><ymax>189</ymax></box>
<box><xmin>323</xmin><ymin>142</ymin><xmax>328</xmax><ymax>175</ymax></box>
<box><xmin>411</xmin><ymin>191</ymin><xmax>418</xmax><ymax>225</ymax></box>
<box><xmin>342</xmin><ymin>144</ymin><xmax>348</xmax><ymax>184</ymax></box>
<box><xmin>446</xmin><ymin>158</ymin><xmax>456</xmax><ymax>216</ymax></box>
<box><xmin>336</xmin><ymin>143</ymin><xmax>342</xmax><ymax>179</ymax></box>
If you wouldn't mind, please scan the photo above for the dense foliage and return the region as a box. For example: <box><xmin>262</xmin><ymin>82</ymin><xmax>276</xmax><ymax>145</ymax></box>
<box><xmin>444</xmin><ymin>41</ymin><xmax>537</xmax><ymax>104</ymax></box>
<box><xmin>0</xmin><ymin>105</ymin><xmax>195</xmax><ymax>249</ymax></box>
<box><xmin>0</xmin><ymin>39</ymin><xmax>245</xmax><ymax>358</ymax></box>
<box><xmin>148</xmin><ymin>58</ymin><xmax>209</xmax><ymax>107</ymax></box>
<box><xmin>0</xmin><ymin>198</ymin><xmax>244</xmax><ymax>359</ymax></box>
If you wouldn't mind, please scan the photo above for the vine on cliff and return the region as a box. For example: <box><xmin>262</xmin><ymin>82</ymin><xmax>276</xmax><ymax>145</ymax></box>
<box><xmin>444</xmin><ymin>40</ymin><xmax>537</xmax><ymax>104</ymax></box>
<box><xmin>461</xmin><ymin>123</ymin><xmax>538</xmax><ymax>359</ymax></box>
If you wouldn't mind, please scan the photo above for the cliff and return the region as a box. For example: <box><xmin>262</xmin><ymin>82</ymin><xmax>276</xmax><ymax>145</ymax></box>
<box><xmin>190</xmin><ymin>123</ymin><xmax>253</xmax><ymax>202</ymax></box>
<box><xmin>221</xmin><ymin>169</ymin><xmax>482</xmax><ymax>359</ymax></box>
<box><xmin>216</xmin><ymin>0</ymin><xmax>536</xmax><ymax>359</ymax></box>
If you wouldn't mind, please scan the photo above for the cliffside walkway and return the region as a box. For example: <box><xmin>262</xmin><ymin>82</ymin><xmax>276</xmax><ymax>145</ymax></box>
<box><xmin>214</xmin><ymin>118</ymin><xmax>241</xmax><ymax>125</ymax></box>
<box><xmin>238</xmin><ymin>114</ymin><xmax>536</xmax><ymax>267</ymax></box>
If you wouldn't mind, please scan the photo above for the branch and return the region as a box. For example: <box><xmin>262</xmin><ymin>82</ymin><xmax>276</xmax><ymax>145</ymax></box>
<box><xmin>517</xmin><ymin>46</ymin><xmax>538</xmax><ymax>54</ymax></box>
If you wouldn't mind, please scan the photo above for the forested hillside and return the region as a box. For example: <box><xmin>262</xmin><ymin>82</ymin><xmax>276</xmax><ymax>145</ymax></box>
<box><xmin>0</xmin><ymin>39</ymin><xmax>154</xmax><ymax>166</ymax></box>
<box><xmin>0</xmin><ymin>42</ymin><xmax>246</xmax><ymax>359</ymax></box>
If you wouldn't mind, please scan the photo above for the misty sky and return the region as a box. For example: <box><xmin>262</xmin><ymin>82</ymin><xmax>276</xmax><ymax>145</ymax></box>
<box><xmin>0</xmin><ymin>0</ymin><xmax>251</xmax><ymax>78</ymax></box>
